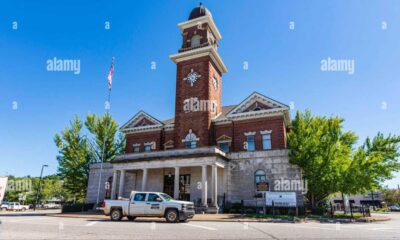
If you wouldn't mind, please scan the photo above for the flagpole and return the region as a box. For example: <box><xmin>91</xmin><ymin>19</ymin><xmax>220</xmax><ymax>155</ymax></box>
<box><xmin>96</xmin><ymin>57</ymin><xmax>114</xmax><ymax>206</ymax></box>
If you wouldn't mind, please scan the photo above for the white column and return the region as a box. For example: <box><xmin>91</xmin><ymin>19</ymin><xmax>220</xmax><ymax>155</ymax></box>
<box><xmin>118</xmin><ymin>169</ymin><xmax>125</xmax><ymax>198</ymax></box>
<box><xmin>211</xmin><ymin>165</ymin><xmax>218</xmax><ymax>207</ymax></box>
<box><xmin>174</xmin><ymin>167</ymin><xmax>180</xmax><ymax>199</ymax></box>
<box><xmin>201</xmin><ymin>165</ymin><xmax>208</xmax><ymax>207</ymax></box>
<box><xmin>142</xmin><ymin>168</ymin><xmax>148</xmax><ymax>191</ymax></box>
<box><xmin>111</xmin><ymin>171</ymin><xmax>118</xmax><ymax>200</ymax></box>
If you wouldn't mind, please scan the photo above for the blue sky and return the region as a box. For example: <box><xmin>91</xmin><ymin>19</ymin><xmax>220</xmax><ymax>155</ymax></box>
<box><xmin>0</xmin><ymin>0</ymin><xmax>399</xmax><ymax>188</ymax></box>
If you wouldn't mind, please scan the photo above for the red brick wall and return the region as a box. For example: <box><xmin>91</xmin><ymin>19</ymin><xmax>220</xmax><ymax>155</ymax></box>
<box><xmin>213</xmin><ymin>116</ymin><xmax>287</xmax><ymax>152</ymax></box>
<box><xmin>232</xmin><ymin>116</ymin><xmax>287</xmax><ymax>151</ymax></box>
<box><xmin>124</xmin><ymin>115</ymin><xmax>287</xmax><ymax>153</ymax></box>
<box><xmin>125</xmin><ymin>131</ymin><xmax>163</xmax><ymax>153</ymax></box>
<box><xmin>174</xmin><ymin>55</ymin><xmax>222</xmax><ymax>148</ymax></box>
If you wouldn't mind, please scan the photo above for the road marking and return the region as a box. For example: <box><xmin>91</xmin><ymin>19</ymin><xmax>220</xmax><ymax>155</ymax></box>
<box><xmin>184</xmin><ymin>223</ymin><xmax>217</xmax><ymax>231</ymax></box>
<box><xmin>59</xmin><ymin>221</ymin><xmax>64</xmax><ymax>230</ymax></box>
<box><xmin>85</xmin><ymin>221</ymin><xmax>97</xmax><ymax>227</ymax></box>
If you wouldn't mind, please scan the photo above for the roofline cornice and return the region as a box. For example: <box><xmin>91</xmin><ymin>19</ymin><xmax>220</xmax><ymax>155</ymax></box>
<box><xmin>169</xmin><ymin>45</ymin><xmax>228</xmax><ymax>73</ymax></box>
<box><xmin>177</xmin><ymin>15</ymin><xmax>222</xmax><ymax>40</ymax></box>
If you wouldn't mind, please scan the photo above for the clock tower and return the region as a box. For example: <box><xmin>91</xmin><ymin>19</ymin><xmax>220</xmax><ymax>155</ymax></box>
<box><xmin>170</xmin><ymin>3</ymin><xmax>228</xmax><ymax>148</ymax></box>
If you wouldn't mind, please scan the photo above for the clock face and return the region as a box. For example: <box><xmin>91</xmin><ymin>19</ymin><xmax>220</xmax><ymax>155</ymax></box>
<box><xmin>212</xmin><ymin>77</ymin><xmax>218</xmax><ymax>90</ymax></box>
<box><xmin>183</xmin><ymin>69</ymin><xmax>201</xmax><ymax>87</ymax></box>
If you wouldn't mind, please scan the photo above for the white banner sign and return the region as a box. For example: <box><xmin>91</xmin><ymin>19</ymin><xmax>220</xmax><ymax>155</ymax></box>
<box><xmin>0</xmin><ymin>177</ymin><xmax>8</xmax><ymax>204</ymax></box>
<box><xmin>266</xmin><ymin>192</ymin><xmax>297</xmax><ymax>207</ymax></box>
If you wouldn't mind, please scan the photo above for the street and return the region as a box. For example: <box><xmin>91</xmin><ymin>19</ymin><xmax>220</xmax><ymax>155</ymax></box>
<box><xmin>1</xmin><ymin>213</ymin><xmax>400</xmax><ymax>239</ymax></box>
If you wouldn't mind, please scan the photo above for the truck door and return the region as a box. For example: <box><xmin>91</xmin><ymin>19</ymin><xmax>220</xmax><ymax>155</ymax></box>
<box><xmin>144</xmin><ymin>193</ymin><xmax>163</xmax><ymax>215</ymax></box>
<box><xmin>129</xmin><ymin>193</ymin><xmax>147</xmax><ymax>215</ymax></box>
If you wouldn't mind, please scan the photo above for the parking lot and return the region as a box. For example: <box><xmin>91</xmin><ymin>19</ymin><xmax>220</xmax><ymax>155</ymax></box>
<box><xmin>1</xmin><ymin>212</ymin><xmax>400</xmax><ymax>239</ymax></box>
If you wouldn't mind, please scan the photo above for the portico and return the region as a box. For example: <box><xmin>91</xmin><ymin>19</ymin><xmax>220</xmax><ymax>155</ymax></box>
<box><xmin>109</xmin><ymin>147</ymin><xmax>227</xmax><ymax>211</ymax></box>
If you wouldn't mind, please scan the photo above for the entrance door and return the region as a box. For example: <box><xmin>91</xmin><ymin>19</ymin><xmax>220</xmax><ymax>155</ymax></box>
<box><xmin>163</xmin><ymin>175</ymin><xmax>174</xmax><ymax>197</ymax></box>
<box><xmin>163</xmin><ymin>174</ymin><xmax>191</xmax><ymax>201</ymax></box>
<box><xmin>179</xmin><ymin>174</ymin><xmax>191</xmax><ymax>201</ymax></box>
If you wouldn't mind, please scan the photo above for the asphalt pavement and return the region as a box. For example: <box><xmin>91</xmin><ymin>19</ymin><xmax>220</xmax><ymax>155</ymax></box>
<box><xmin>1</xmin><ymin>212</ymin><xmax>399</xmax><ymax>239</ymax></box>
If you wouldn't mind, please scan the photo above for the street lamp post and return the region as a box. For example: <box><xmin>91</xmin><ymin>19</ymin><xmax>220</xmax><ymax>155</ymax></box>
<box><xmin>34</xmin><ymin>164</ymin><xmax>48</xmax><ymax>211</ymax></box>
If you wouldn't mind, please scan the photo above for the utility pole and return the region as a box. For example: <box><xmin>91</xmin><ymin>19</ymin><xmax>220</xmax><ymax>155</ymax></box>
<box><xmin>34</xmin><ymin>164</ymin><xmax>48</xmax><ymax>211</ymax></box>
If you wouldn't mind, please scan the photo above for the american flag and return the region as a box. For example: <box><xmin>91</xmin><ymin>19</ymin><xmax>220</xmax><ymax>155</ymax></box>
<box><xmin>107</xmin><ymin>57</ymin><xmax>115</xmax><ymax>90</ymax></box>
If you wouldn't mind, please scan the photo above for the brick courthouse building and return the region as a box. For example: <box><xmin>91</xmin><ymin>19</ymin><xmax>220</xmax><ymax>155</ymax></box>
<box><xmin>86</xmin><ymin>4</ymin><xmax>302</xmax><ymax>212</ymax></box>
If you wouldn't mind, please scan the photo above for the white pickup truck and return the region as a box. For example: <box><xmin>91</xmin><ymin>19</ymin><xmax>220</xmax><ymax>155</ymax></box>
<box><xmin>102</xmin><ymin>191</ymin><xmax>195</xmax><ymax>223</ymax></box>
<box><xmin>6</xmin><ymin>202</ymin><xmax>30</xmax><ymax>211</ymax></box>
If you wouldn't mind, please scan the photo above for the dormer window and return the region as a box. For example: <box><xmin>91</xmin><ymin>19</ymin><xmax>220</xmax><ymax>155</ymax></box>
<box><xmin>191</xmin><ymin>35</ymin><xmax>201</xmax><ymax>47</ymax></box>
<box><xmin>144</xmin><ymin>142</ymin><xmax>156</xmax><ymax>152</ymax></box>
<box><xmin>132</xmin><ymin>143</ymin><xmax>140</xmax><ymax>153</ymax></box>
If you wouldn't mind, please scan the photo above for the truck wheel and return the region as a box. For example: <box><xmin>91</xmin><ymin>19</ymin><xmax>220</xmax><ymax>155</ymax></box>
<box><xmin>110</xmin><ymin>209</ymin><xmax>122</xmax><ymax>221</ymax></box>
<box><xmin>165</xmin><ymin>209</ymin><xmax>179</xmax><ymax>223</ymax></box>
<box><xmin>127</xmin><ymin>216</ymin><xmax>136</xmax><ymax>221</ymax></box>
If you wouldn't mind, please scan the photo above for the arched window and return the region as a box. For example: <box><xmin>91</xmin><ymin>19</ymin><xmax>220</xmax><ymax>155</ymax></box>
<box><xmin>255</xmin><ymin>170</ymin><xmax>266</xmax><ymax>184</ymax></box>
<box><xmin>255</xmin><ymin>170</ymin><xmax>269</xmax><ymax>191</ymax></box>
<box><xmin>191</xmin><ymin>35</ymin><xmax>201</xmax><ymax>47</ymax></box>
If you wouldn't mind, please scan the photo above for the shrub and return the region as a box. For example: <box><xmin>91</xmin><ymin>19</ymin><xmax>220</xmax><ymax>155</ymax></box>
<box><xmin>62</xmin><ymin>203</ymin><xmax>94</xmax><ymax>213</ymax></box>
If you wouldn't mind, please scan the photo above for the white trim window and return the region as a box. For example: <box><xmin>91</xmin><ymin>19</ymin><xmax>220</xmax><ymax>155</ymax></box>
<box><xmin>246</xmin><ymin>135</ymin><xmax>256</xmax><ymax>151</ymax></box>
<box><xmin>144</xmin><ymin>144</ymin><xmax>152</xmax><ymax>152</ymax></box>
<box><xmin>144</xmin><ymin>142</ymin><xmax>155</xmax><ymax>152</ymax></box>
<box><xmin>262</xmin><ymin>133</ymin><xmax>272</xmax><ymax>150</ymax></box>
<box><xmin>132</xmin><ymin>143</ymin><xmax>140</xmax><ymax>153</ymax></box>
<box><xmin>218</xmin><ymin>142</ymin><xmax>230</xmax><ymax>153</ymax></box>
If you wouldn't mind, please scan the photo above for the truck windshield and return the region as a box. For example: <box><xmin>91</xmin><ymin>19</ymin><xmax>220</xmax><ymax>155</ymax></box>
<box><xmin>160</xmin><ymin>193</ymin><xmax>173</xmax><ymax>201</ymax></box>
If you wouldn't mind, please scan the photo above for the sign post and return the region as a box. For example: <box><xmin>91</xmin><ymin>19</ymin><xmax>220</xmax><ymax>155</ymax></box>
<box><xmin>265</xmin><ymin>192</ymin><xmax>297</xmax><ymax>207</ymax></box>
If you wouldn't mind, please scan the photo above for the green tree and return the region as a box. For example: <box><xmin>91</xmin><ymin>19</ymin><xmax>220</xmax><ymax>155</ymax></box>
<box><xmin>55</xmin><ymin>116</ymin><xmax>92</xmax><ymax>201</ymax></box>
<box><xmin>341</xmin><ymin>133</ymin><xmax>400</xmax><ymax>195</ymax></box>
<box><xmin>54</xmin><ymin>113</ymin><xmax>124</xmax><ymax>202</ymax></box>
<box><xmin>287</xmin><ymin>110</ymin><xmax>358</xmax><ymax>210</ymax></box>
<box><xmin>85</xmin><ymin>113</ymin><xmax>125</xmax><ymax>162</ymax></box>
<box><xmin>41</xmin><ymin>175</ymin><xmax>72</xmax><ymax>203</ymax></box>
<box><xmin>382</xmin><ymin>188</ymin><xmax>400</xmax><ymax>205</ymax></box>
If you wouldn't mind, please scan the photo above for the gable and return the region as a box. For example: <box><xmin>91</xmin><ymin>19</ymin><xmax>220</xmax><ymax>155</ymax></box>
<box><xmin>227</xmin><ymin>92</ymin><xmax>288</xmax><ymax>116</ymax></box>
<box><xmin>120</xmin><ymin>111</ymin><xmax>164</xmax><ymax>132</ymax></box>
<box><xmin>242</xmin><ymin>101</ymin><xmax>272</xmax><ymax>112</ymax></box>
<box><xmin>133</xmin><ymin>117</ymin><xmax>157</xmax><ymax>127</ymax></box>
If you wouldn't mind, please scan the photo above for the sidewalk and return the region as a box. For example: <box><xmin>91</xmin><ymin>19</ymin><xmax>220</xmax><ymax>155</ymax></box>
<box><xmin>0</xmin><ymin>209</ymin><xmax>61</xmax><ymax>217</ymax></box>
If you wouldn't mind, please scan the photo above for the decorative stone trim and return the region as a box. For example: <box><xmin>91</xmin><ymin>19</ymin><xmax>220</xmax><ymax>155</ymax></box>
<box><xmin>132</xmin><ymin>143</ymin><xmax>141</xmax><ymax>147</ymax></box>
<box><xmin>163</xmin><ymin>140</ymin><xmax>174</xmax><ymax>150</ymax></box>
<box><xmin>120</xmin><ymin>110</ymin><xmax>164</xmax><ymax>133</ymax></box>
<box><xmin>244</xmin><ymin>131</ymin><xmax>256</xmax><ymax>136</ymax></box>
<box><xmin>260</xmin><ymin>130</ymin><xmax>272</xmax><ymax>135</ymax></box>
<box><xmin>227</xmin><ymin>92</ymin><xmax>289</xmax><ymax>116</ymax></box>
<box><xmin>213</xmin><ymin>110</ymin><xmax>286</xmax><ymax>124</ymax></box>
<box><xmin>216</xmin><ymin>135</ymin><xmax>232</xmax><ymax>143</ymax></box>
<box><xmin>144</xmin><ymin>141</ymin><xmax>156</xmax><ymax>150</ymax></box>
